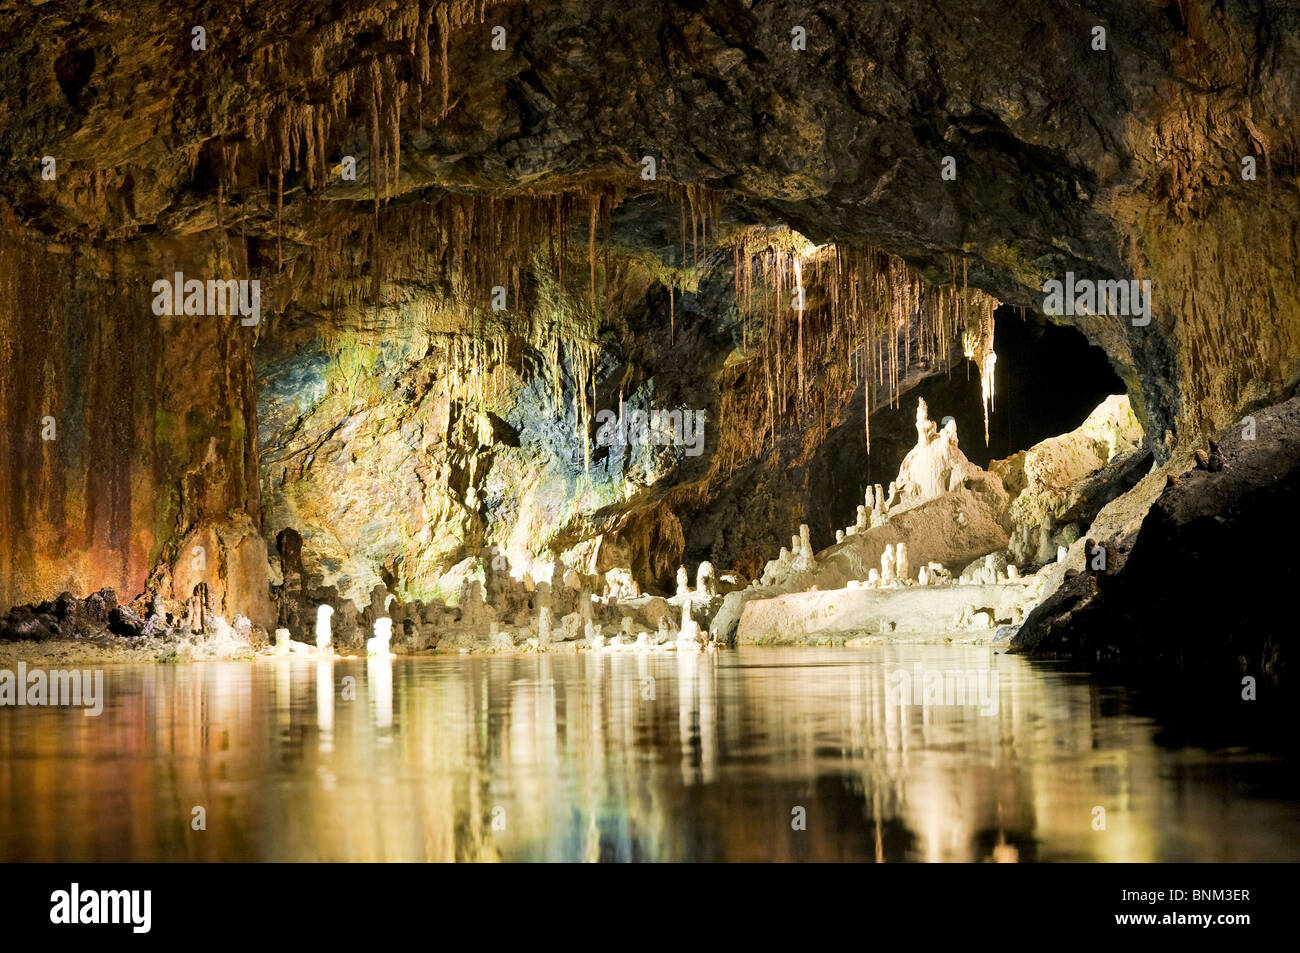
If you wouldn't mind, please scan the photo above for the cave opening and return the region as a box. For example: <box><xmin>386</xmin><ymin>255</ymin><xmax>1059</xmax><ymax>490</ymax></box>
<box><xmin>790</xmin><ymin>304</ymin><xmax>1134</xmax><ymax>561</ymax></box>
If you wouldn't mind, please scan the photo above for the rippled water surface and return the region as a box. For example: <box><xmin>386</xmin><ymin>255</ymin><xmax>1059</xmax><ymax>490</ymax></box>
<box><xmin>1</xmin><ymin>646</ymin><xmax>1297</xmax><ymax>861</ymax></box>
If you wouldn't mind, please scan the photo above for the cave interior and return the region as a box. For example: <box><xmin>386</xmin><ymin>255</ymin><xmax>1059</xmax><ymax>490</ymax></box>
<box><xmin>0</xmin><ymin>0</ymin><xmax>1297</xmax><ymax>683</ymax></box>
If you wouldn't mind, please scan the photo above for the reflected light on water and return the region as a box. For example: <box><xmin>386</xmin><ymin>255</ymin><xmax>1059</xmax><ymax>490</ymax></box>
<box><xmin>0</xmin><ymin>646</ymin><xmax>1296</xmax><ymax>862</ymax></box>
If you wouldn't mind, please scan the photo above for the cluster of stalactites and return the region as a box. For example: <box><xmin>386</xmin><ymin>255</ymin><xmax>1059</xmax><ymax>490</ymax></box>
<box><xmin>959</xmin><ymin>282</ymin><xmax>998</xmax><ymax>445</ymax></box>
<box><xmin>724</xmin><ymin>228</ymin><xmax>1002</xmax><ymax>463</ymax></box>
<box><xmin>225</xmin><ymin>2</ymin><xmax>510</xmax><ymax>267</ymax></box>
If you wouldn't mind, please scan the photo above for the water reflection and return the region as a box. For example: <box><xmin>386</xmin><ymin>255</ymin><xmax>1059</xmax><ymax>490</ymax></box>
<box><xmin>0</xmin><ymin>646</ymin><xmax>1296</xmax><ymax>862</ymax></box>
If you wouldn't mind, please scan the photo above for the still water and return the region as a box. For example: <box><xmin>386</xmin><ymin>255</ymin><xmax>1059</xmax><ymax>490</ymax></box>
<box><xmin>1</xmin><ymin>646</ymin><xmax>1296</xmax><ymax>862</ymax></box>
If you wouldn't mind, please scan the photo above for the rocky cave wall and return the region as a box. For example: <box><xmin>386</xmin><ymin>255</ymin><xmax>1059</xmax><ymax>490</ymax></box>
<box><xmin>0</xmin><ymin>229</ymin><xmax>272</xmax><ymax>623</ymax></box>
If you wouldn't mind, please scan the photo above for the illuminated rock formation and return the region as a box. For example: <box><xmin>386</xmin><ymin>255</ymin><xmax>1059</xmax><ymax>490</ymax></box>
<box><xmin>367</xmin><ymin>617</ymin><xmax>393</xmax><ymax>656</ymax></box>
<box><xmin>315</xmin><ymin>605</ymin><xmax>334</xmax><ymax>651</ymax></box>
<box><xmin>695</xmin><ymin>561</ymin><xmax>717</xmax><ymax>597</ymax></box>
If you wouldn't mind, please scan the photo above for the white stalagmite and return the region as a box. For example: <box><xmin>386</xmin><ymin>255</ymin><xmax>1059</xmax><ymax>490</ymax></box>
<box><xmin>315</xmin><ymin>604</ymin><xmax>334</xmax><ymax>651</ymax></box>
<box><xmin>881</xmin><ymin>544</ymin><xmax>896</xmax><ymax>585</ymax></box>
<box><xmin>799</xmin><ymin>524</ymin><xmax>812</xmax><ymax>559</ymax></box>
<box><xmin>367</xmin><ymin>617</ymin><xmax>393</xmax><ymax>656</ymax></box>
<box><xmin>696</xmin><ymin>560</ymin><xmax>717</xmax><ymax>596</ymax></box>
<box><xmin>895</xmin><ymin>542</ymin><xmax>909</xmax><ymax>583</ymax></box>
<box><xmin>678</xmin><ymin>600</ymin><xmax>701</xmax><ymax>645</ymax></box>
<box><xmin>893</xmin><ymin>398</ymin><xmax>981</xmax><ymax>503</ymax></box>
<box><xmin>275</xmin><ymin>628</ymin><xmax>291</xmax><ymax>655</ymax></box>
<box><xmin>676</xmin><ymin>565</ymin><xmax>690</xmax><ymax>598</ymax></box>
<box><xmin>538</xmin><ymin>606</ymin><xmax>552</xmax><ymax>645</ymax></box>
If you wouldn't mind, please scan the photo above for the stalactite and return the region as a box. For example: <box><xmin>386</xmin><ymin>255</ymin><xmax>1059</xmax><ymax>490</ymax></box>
<box><xmin>721</xmin><ymin>227</ymin><xmax>1001</xmax><ymax>469</ymax></box>
<box><xmin>669</xmin><ymin>282</ymin><xmax>675</xmax><ymax>347</ymax></box>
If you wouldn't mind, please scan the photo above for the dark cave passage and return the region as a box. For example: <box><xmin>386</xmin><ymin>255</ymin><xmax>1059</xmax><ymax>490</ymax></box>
<box><xmin>984</xmin><ymin>307</ymin><xmax>1127</xmax><ymax>465</ymax></box>
<box><xmin>800</xmin><ymin>306</ymin><xmax>1130</xmax><ymax>555</ymax></box>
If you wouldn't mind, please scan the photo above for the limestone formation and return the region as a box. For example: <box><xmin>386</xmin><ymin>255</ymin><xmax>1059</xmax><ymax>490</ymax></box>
<box><xmin>538</xmin><ymin>606</ymin><xmax>553</xmax><ymax>645</ymax></box>
<box><xmin>881</xmin><ymin>544</ymin><xmax>896</xmax><ymax>586</ymax></box>
<box><xmin>367</xmin><ymin>617</ymin><xmax>393</xmax><ymax>656</ymax></box>
<box><xmin>895</xmin><ymin>542</ymin><xmax>909</xmax><ymax>583</ymax></box>
<box><xmin>676</xmin><ymin>565</ymin><xmax>690</xmax><ymax>598</ymax></box>
<box><xmin>315</xmin><ymin>604</ymin><xmax>334</xmax><ymax>651</ymax></box>
<box><xmin>677</xmin><ymin>602</ymin><xmax>701</xmax><ymax>645</ymax></box>
<box><xmin>893</xmin><ymin>398</ymin><xmax>986</xmax><ymax>507</ymax></box>
<box><xmin>696</xmin><ymin>561</ymin><xmax>717</xmax><ymax>597</ymax></box>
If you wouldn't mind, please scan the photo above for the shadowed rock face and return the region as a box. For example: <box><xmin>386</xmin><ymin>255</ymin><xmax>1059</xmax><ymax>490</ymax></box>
<box><xmin>0</xmin><ymin>1</ymin><xmax>1297</xmax><ymax>618</ymax></box>
<box><xmin>1012</xmin><ymin>395</ymin><xmax>1300</xmax><ymax>682</ymax></box>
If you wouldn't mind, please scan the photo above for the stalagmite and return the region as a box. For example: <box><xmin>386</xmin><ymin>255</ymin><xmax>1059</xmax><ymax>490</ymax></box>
<box><xmin>676</xmin><ymin>565</ymin><xmax>690</xmax><ymax>598</ymax></box>
<box><xmin>799</xmin><ymin>524</ymin><xmax>812</xmax><ymax>559</ymax></box>
<box><xmin>538</xmin><ymin>606</ymin><xmax>552</xmax><ymax>645</ymax></box>
<box><xmin>275</xmin><ymin>628</ymin><xmax>291</xmax><ymax>655</ymax></box>
<box><xmin>678</xmin><ymin>601</ymin><xmax>701</xmax><ymax>645</ymax></box>
<box><xmin>835</xmin><ymin>529</ymin><xmax>844</xmax><ymax>544</ymax></box>
<box><xmin>1057</xmin><ymin>545</ymin><xmax>1068</xmax><ymax>564</ymax></box>
<box><xmin>856</xmin><ymin>504</ymin><xmax>869</xmax><ymax>531</ymax></box>
<box><xmin>367</xmin><ymin>617</ymin><xmax>393</xmax><ymax>656</ymax></box>
<box><xmin>315</xmin><ymin>605</ymin><xmax>334</xmax><ymax>651</ymax></box>
<box><xmin>881</xmin><ymin>545</ymin><xmax>896</xmax><ymax>586</ymax></box>
<box><xmin>696</xmin><ymin>561</ymin><xmax>717</xmax><ymax>597</ymax></box>
<box><xmin>868</xmin><ymin>568</ymin><xmax>881</xmax><ymax>587</ymax></box>
<box><xmin>918</xmin><ymin>566</ymin><xmax>930</xmax><ymax>586</ymax></box>
<box><xmin>896</xmin><ymin>542</ymin><xmax>909</xmax><ymax>583</ymax></box>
